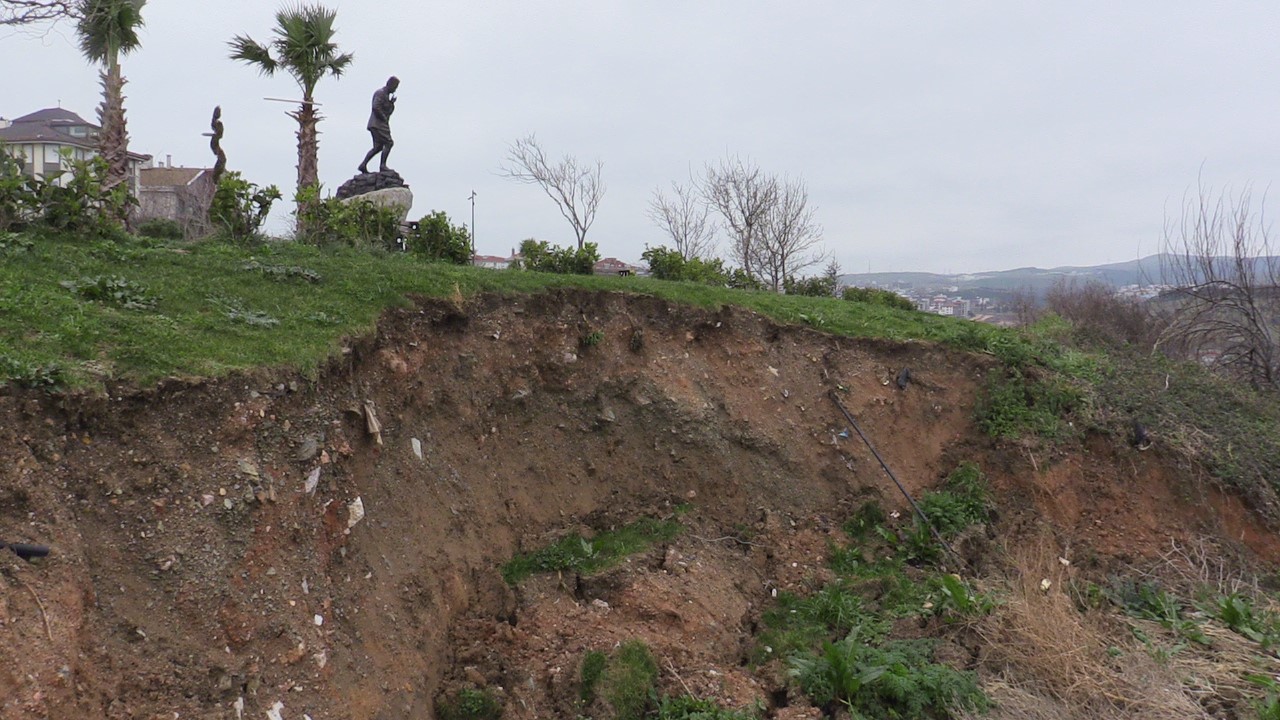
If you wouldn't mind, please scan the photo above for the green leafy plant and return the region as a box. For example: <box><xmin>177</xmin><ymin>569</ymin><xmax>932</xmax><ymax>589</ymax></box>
<box><xmin>788</xmin><ymin>635</ymin><xmax>987</xmax><ymax>718</ymax></box>
<box><xmin>642</xmin><ymin>245</ymin><xmax>732</xmax><ymax>285</ymax></box>
<box><xmin>784</xmin><ymin>274</ymin><xmax>837</xmax><ymax>298</ymax></box>
<box><xmin>60</xmin><ymin>275</ymin><xmax>155</xmax><ymax>310</ymax></box>
<box><xmin>513</xmin><ymin>238</ymin><xmax>600</xmax><ymax>275</ymax></box>
<box><xmin>209</xmin><ymin>171</ymin><xmax>281</xmax><ymax>243</ymax></box>
<box><xmin>933</xmin><ymin>573</ymin><xmax>995</xmax><ymax>618</ymax></box>
<box><xmin>0</xmin><ymin>232</ymin><xmax>34</xmax><ymax>254</ymax></box>
<box><xmin>242</xmin><ymin>260</ymin><xmax>321</xmax><ymax>283</ymax></box>
<box><xmin>294</xmin><ymin>185</ymin><xmax>401</xmax><ymax>249</ymax></box>
<box><xmin>408</xmin><ymin>210</ymin><xmax>471</xmax><ymax>264</ymax></box>
<box><xmin>581</xmin><ymin>329</ymin><xmax>605</xmax><ymax>348</ymax></box>
<box><xmin>436</xmin><ymin>687</ymin><xmax>502</xmax><ymax>720</ymax></box>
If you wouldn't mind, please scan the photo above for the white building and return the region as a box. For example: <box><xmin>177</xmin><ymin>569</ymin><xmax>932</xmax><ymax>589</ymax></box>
<box><xmin>0</xmin><ymin>107</ymin><xmax>150</xmax><ymax>193</ymax></box>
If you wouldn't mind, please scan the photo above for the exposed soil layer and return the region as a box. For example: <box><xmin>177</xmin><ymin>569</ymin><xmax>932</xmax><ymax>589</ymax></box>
<box><xmin>1</xmin><ymin>289</ymin><xmax>1275</xmax><ymax>719</ymax></box>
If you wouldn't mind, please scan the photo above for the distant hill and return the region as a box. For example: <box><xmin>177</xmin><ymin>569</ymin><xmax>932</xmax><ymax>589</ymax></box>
<box><xmin>840</xmin><ymin>254</ymin><xmax>1277</xmax><ymax>297</ymax></box>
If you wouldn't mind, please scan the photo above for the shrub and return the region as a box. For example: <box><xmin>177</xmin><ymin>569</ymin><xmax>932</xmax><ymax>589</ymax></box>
<box><xmin>784</xmin><ymin>274</ymin><xmax>837</xmax><ymax>297</ymax></box>
<box><xmin>209</xmin><ymin>171</ymin><xmax>280</xmax><ymax>244</ymax></box>
<box><xmin>513</xmin><ymin>238</ymin><xmax>599</xmax><ymax>275</ymax></box>
<box><xmin>0</xmin><ymin>143</ymin><xmax>35</xmax><ymax>232</ymax></box>
<box><xmin>295</xmin><ymin>185</ymin><xmax>402</xmax><ymax>249</ymax></box>
<box><xmin>842</xmin><ymin>285</ymin><xmax>915</xmax><ymax>311</ymax></box>
<box><xmin>136</xmin><ymin>217</ymin><xmax>184</xmax><ymax>241</ymax></box>
<box><xmin>501</xmin><ymin>516</ymin><xmax>681</xmax><ymax>585</ymax></box>
<box><xmin>408</xmin><ymin>210</ymin><xmax>471</xmax><ymax>264</ymax></box>
<box><xmin>1045</xmin><ymin>278</ymin><xmax>1158</xmax><ymax>348</ymax></box>
<box><xmin>642</xmin><ymin>245</ymin><xmax>731</xmax><ymax>284</ymax></box>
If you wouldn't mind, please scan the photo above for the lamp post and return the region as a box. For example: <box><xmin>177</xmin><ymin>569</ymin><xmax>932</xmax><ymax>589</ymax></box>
<box><xmin>468</xmin><ymin>190</ymin><xmax>476</xmax><ymax>261</ymax></box>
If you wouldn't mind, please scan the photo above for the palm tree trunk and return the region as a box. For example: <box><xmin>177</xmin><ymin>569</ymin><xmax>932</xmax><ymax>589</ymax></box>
<box><xmin>96</xmin><ymin>55</ymin><xmax>130</xmax><ymax>194</ymax></box>
<box><xmin>295</xmin><ymin>100</ymin><xmax>319</xmax><ymax>194</ymax></box>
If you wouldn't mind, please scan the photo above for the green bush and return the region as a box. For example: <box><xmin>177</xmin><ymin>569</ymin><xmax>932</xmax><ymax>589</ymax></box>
<box><xmin>0</xmin><ymin>143</ymin><xmax>35</xmax><ymax>232</ymax></box>
<box><xmin>408</xmin><ymin>210</ymin><xmax>471</xmax><ymax>264</ymax></box>
<box><xmin>436</xmin><ymin>687</ymin><xmax>502</xmax><ymax>720</ymax></box>
<box><xmin>641</xmin><ymin>245</ymin><xmax>731</xmax><ymax>284</ymax></box>
<box><xmin>784</xmin><ymin>274</ymin><xmax>837</xmax><ymax>297</ymax></box>
<box><xmin>513</xmin><ymin>238</ymin><xmax>600</xmax><ymax>274</ymax></box>
<box><xmin>294</xmin><ymin>185</ymin><xmax>402</xmax><ymax>249</ymax></box>
<box><xmin>136</xmin><ymin>217</ymin><xmax>184</xmax><ymax>241</ymax></box>
<box><xmin>842</xmin><ymin>286</ymin><xmax>915</xmax><ymax>312</ymax></box>
<box><xmin>974</xmin><ymin>370</ymin><xmax>1081</xmax><ymax>440</ymax></box>
<box><xmin>209</xmin><ymin>171</ymin><xmax>280</xmax><ymax>244</ymax></box>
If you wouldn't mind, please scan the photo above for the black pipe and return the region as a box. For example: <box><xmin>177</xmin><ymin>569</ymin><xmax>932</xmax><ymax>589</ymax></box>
<box><xmin>827</xmin><ymin>390</ymin><xmax>958</xmax><ymax>561</ymax></box>
<box><xmin>1</xmin><ymin>542</ymin><xmax>51</xmax><ymax>561</ymax></box>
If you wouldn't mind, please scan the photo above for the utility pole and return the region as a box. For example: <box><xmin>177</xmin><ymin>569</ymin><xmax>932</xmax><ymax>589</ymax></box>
<box><xmin>468</xmin><ymin>190</ymin><xmax>477</xmax><ymax>262</ymax></box>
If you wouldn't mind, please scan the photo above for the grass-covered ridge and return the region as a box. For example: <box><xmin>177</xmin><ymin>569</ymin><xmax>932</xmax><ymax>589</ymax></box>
<box><xmin>0</xmin><ymin>233</ymin><xmax>1004</xmax><ymax>389</ymax></box>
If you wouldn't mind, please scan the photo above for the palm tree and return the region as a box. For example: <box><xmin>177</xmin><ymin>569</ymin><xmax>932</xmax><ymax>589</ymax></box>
<box><xmin>76</xmin><ymin>0</ymin><xmax>145</xmax><ymax>195</ymax></box>
<box><xmin>228</xmin><ymin>3</ymin><xmax>353</xmax><ymax>197</ymax></box>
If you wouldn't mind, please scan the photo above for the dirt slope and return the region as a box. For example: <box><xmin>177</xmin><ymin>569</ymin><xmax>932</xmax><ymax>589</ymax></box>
<box><xmin>0</xmin><ymin>289</ymin><xmax>1274</xmax><ymax>719</ymax></box>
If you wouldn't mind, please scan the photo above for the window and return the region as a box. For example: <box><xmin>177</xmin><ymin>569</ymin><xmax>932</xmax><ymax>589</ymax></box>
<box><xmin>44</xmin><ymin>145</ymin><xmax>62</xmax><ymax>164</ymax></box>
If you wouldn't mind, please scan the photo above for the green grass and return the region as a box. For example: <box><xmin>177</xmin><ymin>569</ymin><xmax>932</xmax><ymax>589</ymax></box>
<box><xmin>501</xmin><ymin>515</ymin><xmax>682</xmax><ymax>585</ymax></box>
<box><xmin>0</xmin><ymin>232</ymin><xmax>1010</xmax><ymax>390</ymax></box>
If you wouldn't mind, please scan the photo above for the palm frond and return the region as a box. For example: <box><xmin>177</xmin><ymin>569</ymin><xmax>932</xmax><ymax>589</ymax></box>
<box><xmin>228</xmin><ymin>35</ymin><xmax>279</xmax><ymax>75</ymax></box>
<box><xmin>76</xmin><ymin>0</ymin><xmax>146</xmax><ymax>64</ymax></box>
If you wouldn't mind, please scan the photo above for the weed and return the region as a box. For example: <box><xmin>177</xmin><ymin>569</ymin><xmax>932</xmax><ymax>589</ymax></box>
<box><xmin>1248</xmin><ymin>674</ymin><xmax>1280</xmax><ymax>720</ymax></box>
<box><xmin>601</xmin><ymin>640</ymin><xmax>659</xmax><ymax>720</ymax></box>
<box><xmin>0</xmin><ymin>232</ymin><xmax>33</xmax><ymax>253</ymax></box>
<box><xmin>788</xmin><ymin>635</ymin><xmax>988</xmax><ymax>718</ymax></box>
<box><xmin>60</xmin><ymin>275</ymin><xmax>156</xmax><ymax>310</ymax></box>
<box><xmin>840</xmin><ymin>502</ymin><xmax>886</xmax><ymax>540</ymax></box>
<box><xmin>1104</xmin><ymin>578</ymin><xmax>1210</xmax><ymax>646</ymax></box>
<box><xmin>242</xmin><ymin>260</ymin><xmax>322</xmax><ymax>283</ymax></box>
<box><xmin>975</xmin><ymin>369</ymin><xmax>1081</xmax><ymax>440</ymax></box>
<box><xmin>501</xmin><ymin>516</ymin><xmax>681</xmax><ymax>585</ymax></box>
<box><xmin>581</xmin><ymin>329</ymin><xmax>605</xmax><ymax>348</ymax></box>
<box><xmin>1215</xmin><ymin>593</ymin><xmax>1280</xmax><ymax>647</ymax></box>
<box><xmin>932</xmin><ymin>573</ymin><xmax>996</xmax><ymax>618</ymax></box>
<box><xmin>436</xmin><ymin>687</ymin><xmax>501</xmax><ymax>720</ymax></box>
<box><xmin>0</xmin><ymin>354</ymin><xmax>62</xmax><ymax>389</ymax></box>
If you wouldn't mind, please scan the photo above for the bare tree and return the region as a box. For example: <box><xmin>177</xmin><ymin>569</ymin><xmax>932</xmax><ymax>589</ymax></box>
<box><xmin>701</xmin><ymin>155</ymin><xmax>776</xmax><ymax>279</ymax></box>
<box><xmin>501</xmin><ymin>134</ymin><xmax>604</xmax><ymax>250</ymax></box>
<box><xmin>647</xmin><ymin>181</ymin><xmax>715</xmax><ymax>260</ymax></box>
<box><xmin>752</xmin><ymin>176</ymin><xmax>826</xmax><ymax>292</ymax></box>
<box><xmin>0</xmin><ymin>0</ymin><xmax>78</xmax><ymax>26</ymax></box>
<box><xmin>1158</xmin><ymin>182</ymin><xmax>1279</xmax><ymax>388</ymax></box>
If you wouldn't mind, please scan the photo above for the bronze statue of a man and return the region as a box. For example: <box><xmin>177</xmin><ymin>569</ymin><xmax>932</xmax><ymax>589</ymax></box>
<box><xmin>359</xmin><ymin>76</ymin><xmax>399</xmax><ymax>174</ymax></box>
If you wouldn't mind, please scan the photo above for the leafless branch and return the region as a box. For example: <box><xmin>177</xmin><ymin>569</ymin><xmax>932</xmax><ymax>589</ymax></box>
<box><xmin>701</xmin><ymin>155</ymin><xmax>776</xmax><ymax>279</ymax></box>
<box><xmin>0</xmin><ymin>0</ymin><xmax>79</xmax><ymax>26</ymax></box>
<box><xmin>753</xmin><ymin>176</ymin><xmax>825</xmax><ymax>291</ymax></box>
<box><xmin>647</xmin><ymin>181</ymin><xmax>716</xmax><ymax>260</ymax></box>
<box><xmin>1159</xmin><ymin>179</ymin><xmax>1279</xmax><ymax>387</ymax></box>
<box><xmin>501</xmin><ymin>134</ymin><xmax>604</xmax><ymax>250</ymax></box>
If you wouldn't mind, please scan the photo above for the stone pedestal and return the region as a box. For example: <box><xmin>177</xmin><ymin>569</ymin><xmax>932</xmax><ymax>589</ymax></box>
<box><xmin>335</xmin><ymin>170</ymin><xmax>413</xmax><ymax>224</ymax></box>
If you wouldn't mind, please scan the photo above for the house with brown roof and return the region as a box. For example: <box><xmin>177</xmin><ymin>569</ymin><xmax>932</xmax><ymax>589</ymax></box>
<box><xmin>137</xmin><ymin>164</ymin><xmax>216</xmax><ymax>234</ymax></box>
<box><xmin>0</xmin><ymin>107</ymin><xmax>150</xmax><ymax>193</ymax></box>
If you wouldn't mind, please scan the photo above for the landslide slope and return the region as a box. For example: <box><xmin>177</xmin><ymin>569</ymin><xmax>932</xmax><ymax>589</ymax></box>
<box><xmin>1</xmin><ymin>289</ymin><xmax>1277</xmax><ymax>720</ymax></box>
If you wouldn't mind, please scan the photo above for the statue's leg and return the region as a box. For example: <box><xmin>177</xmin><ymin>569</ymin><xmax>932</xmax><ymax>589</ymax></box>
<box><xmin>358</xmin><ymin>145</ymin><xmax>380</xmax><ymax>174</ymax></box>
<box><xmin>378</xmin><ymin>138</ymin><xmax>394</xmax><ymax>172</ymax></box>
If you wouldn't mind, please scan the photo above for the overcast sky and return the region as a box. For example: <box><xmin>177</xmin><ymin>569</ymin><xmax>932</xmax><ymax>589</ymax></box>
<box><xmin>4</xmin><ymin>1</ymin><xmax>1278</xmax><ymax>274</ymax></box>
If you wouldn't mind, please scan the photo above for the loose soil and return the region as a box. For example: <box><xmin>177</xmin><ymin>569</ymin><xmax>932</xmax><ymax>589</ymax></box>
<box><xmin>1</xmin><ymin>289</ymin><xmax>1275</xmax><ymax>719</ymax></box>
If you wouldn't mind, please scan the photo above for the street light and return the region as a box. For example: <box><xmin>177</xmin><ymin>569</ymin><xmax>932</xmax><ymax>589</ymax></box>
<box><xmin>468</xmin><ymin>190</ymin><xmax>476</xmax><ymax>261</ymax></box>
